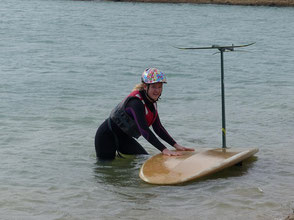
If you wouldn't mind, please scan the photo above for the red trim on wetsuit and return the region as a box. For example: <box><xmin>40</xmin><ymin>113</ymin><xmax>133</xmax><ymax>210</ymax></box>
<box><xmin>124</xmin><ymin>91</ymin><xmax>176</xmax><ymax>152</ymax></box>
<box><xmin>127</xmin><ymin>90</ymin><xmax>157</xmax><ymax>127</ymax></box>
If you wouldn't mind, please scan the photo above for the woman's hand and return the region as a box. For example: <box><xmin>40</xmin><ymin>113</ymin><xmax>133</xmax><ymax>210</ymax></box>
<box><xmin>173</xmin><ymin>143</ymin><xmax>195</xmax><ymax>152</ymax></box>
<box><xmin>161</xmin><ymin>144</ymin><xmax>194</xmax><ymax>156</ymax></box>
<box><xmin>162</xmin><ymin>148</ymin><xmax>182</xmax><ymax>156</ymax></box>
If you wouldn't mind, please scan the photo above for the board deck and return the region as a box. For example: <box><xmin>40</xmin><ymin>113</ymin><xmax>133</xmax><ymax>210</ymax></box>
<box><xmin>139</xmin><ymin>148</ymin><xmax>258</xmax><ymax>185</ymax></box>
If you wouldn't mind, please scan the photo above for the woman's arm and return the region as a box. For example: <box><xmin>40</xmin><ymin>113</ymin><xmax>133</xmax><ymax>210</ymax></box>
<box><xmin>152</xmin><ymin>116</ymin><xmax>194</xmax><ymax>153</ymax></box>
<box><xmin>152</xmin><ymin>115</ymin><xmax>176</xmax><ymax>146</ymax></box>
<box><xmin>125</xmin><ymin>98</ymin><xmax>167</xmax><ymax>152</ymax></box>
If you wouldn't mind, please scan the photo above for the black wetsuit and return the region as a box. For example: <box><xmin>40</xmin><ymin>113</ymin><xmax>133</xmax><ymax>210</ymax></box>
<box><xmin>95</xmin><ymin>91</ymin><xmax>176</xmax><ymax>160</ymax></box>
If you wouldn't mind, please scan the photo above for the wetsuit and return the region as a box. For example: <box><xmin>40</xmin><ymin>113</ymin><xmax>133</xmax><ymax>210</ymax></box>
<box><xmin>95</xmin><ymin>90</ymin><xmax>176</xmax><ymax>160</ymax></box>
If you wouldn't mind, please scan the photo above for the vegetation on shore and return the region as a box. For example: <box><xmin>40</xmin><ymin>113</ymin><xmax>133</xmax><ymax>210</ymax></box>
<box><xmin>111</xmin><ymin>0</ymin><xmax>294</xmax><ymax>7</ymax></box>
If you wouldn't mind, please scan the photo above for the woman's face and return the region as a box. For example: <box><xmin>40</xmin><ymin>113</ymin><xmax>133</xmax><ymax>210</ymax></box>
<box><xmin>144</xmin><ymin>82</ymin><xmax>163</xmax><ymax>101</ymax></box>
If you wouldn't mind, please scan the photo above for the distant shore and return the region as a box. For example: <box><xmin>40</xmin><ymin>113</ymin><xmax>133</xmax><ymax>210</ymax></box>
<box><xmin>111</xmin><ymin>0</ymin><xmax>294</xmax><ymax>7</ymax></box>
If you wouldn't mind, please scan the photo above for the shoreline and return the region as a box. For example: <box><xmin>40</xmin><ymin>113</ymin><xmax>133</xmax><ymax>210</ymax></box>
<box><xmin>110</xmin><ymin>0</ymin><xmax>294</xmax><ymax>7</ymax></box>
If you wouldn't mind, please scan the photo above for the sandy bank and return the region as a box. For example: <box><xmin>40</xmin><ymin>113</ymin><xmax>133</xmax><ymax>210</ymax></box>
<box><xmin>110</xmin><ymin>0</ymin><xmax>294</xmax><ymax>7</ymax></box>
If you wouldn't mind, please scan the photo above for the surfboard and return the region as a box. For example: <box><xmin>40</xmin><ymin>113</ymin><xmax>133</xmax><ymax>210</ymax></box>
<box><xmin>139</xmin><ymin>148</ymin><xmax>258</xmax><ymax>185</ymax></box>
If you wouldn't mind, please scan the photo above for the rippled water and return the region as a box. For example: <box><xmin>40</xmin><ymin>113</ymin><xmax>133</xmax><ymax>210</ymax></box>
<box><xmin>1</xmin><ymin>0</ymin><xmax>294</xmax><ymax>219</ymax></box>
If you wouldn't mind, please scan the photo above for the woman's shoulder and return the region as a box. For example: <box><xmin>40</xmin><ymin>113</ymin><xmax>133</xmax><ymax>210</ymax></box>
<box><xmin>126</xmin><ymin>96</ymin><xmax>144</xmax><ymax>107</ymax></box>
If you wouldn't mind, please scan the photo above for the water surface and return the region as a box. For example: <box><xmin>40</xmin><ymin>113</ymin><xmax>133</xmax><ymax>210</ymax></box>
<box><xmin>1</xmin><ymin>0</ymin><xmax>294</xmax><ymax>219</ymax></box>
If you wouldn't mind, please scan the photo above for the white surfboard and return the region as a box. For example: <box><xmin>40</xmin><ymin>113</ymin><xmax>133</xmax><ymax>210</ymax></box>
<box><xmin>139</xmin><ymin>148</ymin><xmax>258</xmax><ymax>185</ymax></box>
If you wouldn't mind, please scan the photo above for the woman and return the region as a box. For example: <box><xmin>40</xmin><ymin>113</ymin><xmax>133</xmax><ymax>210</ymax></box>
<box><xmin>95</xmin><ymin>68</ymin><xmax>194</xmax><ymax>160</ymax></box>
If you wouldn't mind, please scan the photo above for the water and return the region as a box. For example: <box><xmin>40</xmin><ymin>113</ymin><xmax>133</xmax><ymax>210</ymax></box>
<box><xmin>1</xmin><ymin>0</ymin><xmax>294</xmax><ymax>219</ymax></box>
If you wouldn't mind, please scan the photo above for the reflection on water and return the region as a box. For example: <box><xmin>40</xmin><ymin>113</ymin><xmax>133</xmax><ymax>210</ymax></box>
<box><xmin>94</xmin><ymin>155</ymin><xmax>148</xmax><ymax>187</ymax></box>
<box><xmin>93</xmin><ymin>154</ymin><xmax>160</xmax><ymax>215</ymax></box>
